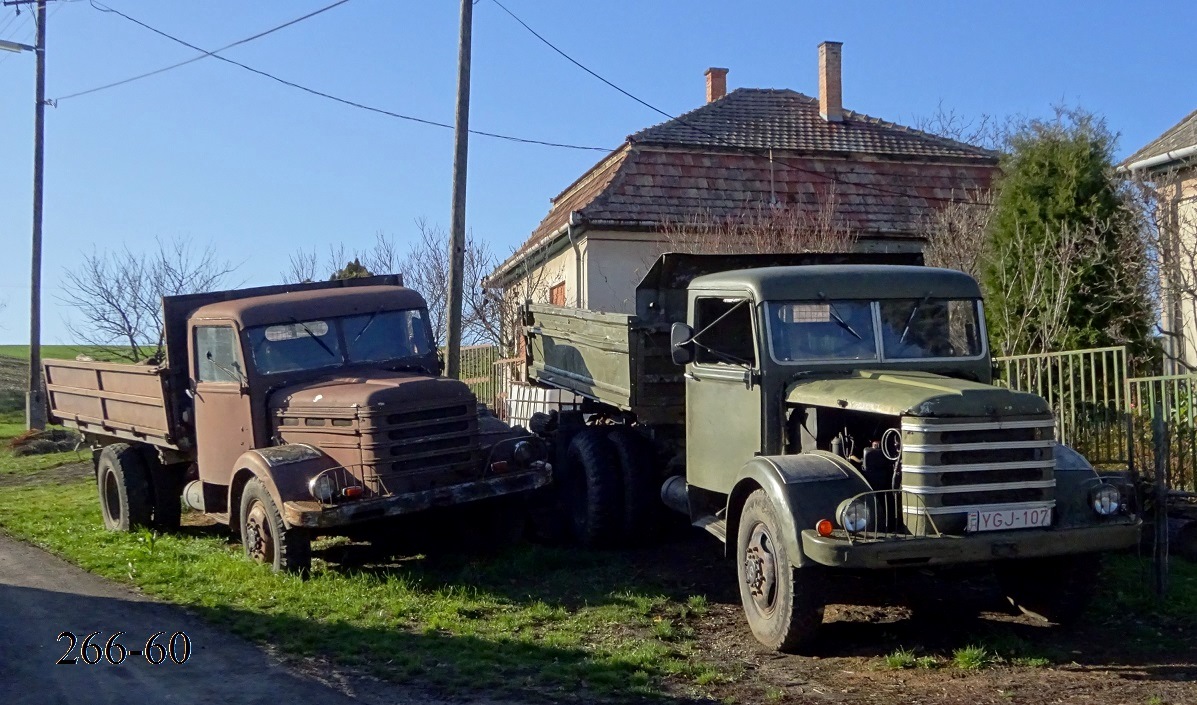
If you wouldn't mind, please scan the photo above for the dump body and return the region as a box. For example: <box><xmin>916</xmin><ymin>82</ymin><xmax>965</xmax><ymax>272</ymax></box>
<box><xmin>525</xmin><ymin>304</ymin><xmax>681</xmax><ymax>425</ymax></box>
<box><xmin>43</xmin><ymin>358</ymin><xmax>183</xmax><ymax>452</ymax></box>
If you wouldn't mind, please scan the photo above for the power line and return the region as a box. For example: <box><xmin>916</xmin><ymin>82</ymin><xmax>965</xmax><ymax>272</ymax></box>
<box><xmin>55</xmin><ymin>0</ymin><xmax>351</xmax><ymax>101</ymax></box>
<box><xmin>489</xmin><ymin>0</ymin><xmax>987</xmax><ymax>205</ymax></box>
<box><xmin>79</xmin><ymin>1</ymin><xmax>610</xmax><ymax>152</ymax></box>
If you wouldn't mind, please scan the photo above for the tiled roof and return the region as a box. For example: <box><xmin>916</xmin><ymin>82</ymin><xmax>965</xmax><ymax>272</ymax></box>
<box><xmin>1123</xmin><ymin>108</ymin><xmax>1197</xmax><ymax>168</ymax></box>
<box><xmin>631</xmin><ymin>89</ymin><xmax>997</xmax><ymax>160</ymax></box>
<box><xmin>492</xmin><ymin>89</ymin><xmax>999</xmax><ymax>280</ymax></box>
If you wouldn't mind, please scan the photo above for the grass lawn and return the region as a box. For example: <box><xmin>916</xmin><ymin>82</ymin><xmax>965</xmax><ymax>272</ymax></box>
<box><xmin>0</xmin><ymin>412</ymin><xmax>726</xmax><ymax>701</ymax></box>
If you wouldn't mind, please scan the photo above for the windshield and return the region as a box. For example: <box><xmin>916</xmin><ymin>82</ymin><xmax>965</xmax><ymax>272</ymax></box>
<box><xmin>245</xmin><ymin>309</ymin><xmax>435</xmax><ymax>375</ymax></box>
<box><xmin>767</xmin><ymin>301</ymin><xmax>878</xmax><ymax>362</ymax></box>
<box><xmin>878</xmin><ymin>298</ymin><xmax>983</xmax><ymax>359</ymax></box>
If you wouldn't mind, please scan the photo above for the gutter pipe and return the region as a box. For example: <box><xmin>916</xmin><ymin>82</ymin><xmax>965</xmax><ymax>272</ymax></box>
<box><xmin>1120</xmin><ymin>144</ymin><xmax>1197</xmax><ymax>173</ymax></box>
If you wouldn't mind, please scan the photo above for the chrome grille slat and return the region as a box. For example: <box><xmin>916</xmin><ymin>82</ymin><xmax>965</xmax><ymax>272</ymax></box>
<box><xmin>901</xmin><ymin>415</ymin><xmax>1056</xmax><ymax>534</ymax></box>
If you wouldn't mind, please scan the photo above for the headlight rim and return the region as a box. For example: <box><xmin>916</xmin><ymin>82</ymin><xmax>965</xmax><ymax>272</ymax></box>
<box><xmin>1090</xmin><ymin>484</ymin><xmax>1122</xmax><ymax>516</ymax></box>
<box><xmin>308</xmin><ymin>471</ymin><xmax>336</xmax><ymax>502</ymax></box>
<box><xmin>836</xmin><ymin>496</ymin><xmax>872</xmax><ymax>533</ymax></box>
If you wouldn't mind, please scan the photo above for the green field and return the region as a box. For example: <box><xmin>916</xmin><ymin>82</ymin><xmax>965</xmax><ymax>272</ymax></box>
<box><xmin>0</xmin><ymin>345</ymin><xmax>131</xmax><ymax>361</ymax></box>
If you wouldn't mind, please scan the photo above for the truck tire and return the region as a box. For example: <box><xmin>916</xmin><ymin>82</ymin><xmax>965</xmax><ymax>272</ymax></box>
<box><xmin>240</xmin><ymin>477</ymin><xmax>311</xmax><ymax>576</ymax></box>
<box><xmin>607</xmin><ymin>427</ymin><xmax>659</xmax><ymax>543</ymax></box>
<box><xmin>995</xmin><ymin>554</ymin><xmax>1101</xmax><ymax>625</ymax></box>
<box><xmin>736</xmin><ymin>490</ymin><xmax>823</xmax><ymax>652</ymax></box>
<box><xmin>562</xmin><ymin>428</ymin><xmax>623</xmax><ymax>548</ymax></box>
<box><xmin>96</xmin><ymin>444</ymin><xmax>152</xmax><ymax>532</ymax></box>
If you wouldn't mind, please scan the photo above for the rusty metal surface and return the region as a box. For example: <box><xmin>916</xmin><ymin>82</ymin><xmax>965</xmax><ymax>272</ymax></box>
<box><xmin>283</xmin><ymin>464</ymin><xmax>551</xmax><ymax>528</ymax></box>
<box><xmin>43</xmin><ymin>359</ymin><xmax>180</xmax><ymax>450</ymax></box>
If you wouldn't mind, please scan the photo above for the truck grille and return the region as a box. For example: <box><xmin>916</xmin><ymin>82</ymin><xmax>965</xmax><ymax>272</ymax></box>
<box><xmin>899</xmin><ymin>416</ymin><xmax>1056</xmax><ymax>534</ymax></box>
<box><xmin>361</xmin><ymin>402</ymin><xmax>480</xmax><ymax>493</ymax></box>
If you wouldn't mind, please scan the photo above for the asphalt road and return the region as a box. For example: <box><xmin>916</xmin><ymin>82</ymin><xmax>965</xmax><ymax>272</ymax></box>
<box><xmin>0</xmin><ymin>535</ymin><xmax>417</xmax><ymax>705</ymax></box>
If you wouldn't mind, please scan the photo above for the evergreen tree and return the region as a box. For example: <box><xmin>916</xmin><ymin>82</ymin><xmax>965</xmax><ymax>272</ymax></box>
<box><xmin>983</xmin><ymin>108</ymin><xmax>1151</xmax><ymax>356</ymax></box>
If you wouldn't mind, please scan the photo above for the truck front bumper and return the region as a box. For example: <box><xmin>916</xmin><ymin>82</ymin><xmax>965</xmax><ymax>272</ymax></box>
<box><xmin>282</xmin><ymin>465</ymin><xmax>551</xmax><ymax>529</ymax></box>
<box><xmin>800</xmin><ymin>519</ymin><xmax>1141</xmax><ymax>569</ymax></box>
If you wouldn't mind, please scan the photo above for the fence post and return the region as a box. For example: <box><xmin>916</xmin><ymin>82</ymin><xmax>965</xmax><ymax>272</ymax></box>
<box><xmin>1152</xmin><ymin>406</ymin><xmax>1169</xmax><ymax>599</ymax></box>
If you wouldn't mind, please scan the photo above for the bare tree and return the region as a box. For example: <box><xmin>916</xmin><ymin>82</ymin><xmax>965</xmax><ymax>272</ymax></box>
<box><xmin>656</xmin><ymin>197</ymin><xmax>858</xmax><ymax>256</ymax></box>
<box><xmin>922</xmin><ymin>190</ymin><xmax>995</xmax><ymax>279</ymax></box>
<box><xmin>912</xmin><ymin>101</ymin><xmax>1009</xmax><ymax>152</ymax></box>
<box><xmin>282</xmin><ymin>248</ymin><xmax>320</xmax><ymax>284</ymax></box>
<box><xmin>985</xmin><ymin>217</ymin><xmax>1151</xmax><ymax>356</ymax></box>
<box><xmin>60</xmin><ymin>236</ymin><xmax>236</xmax><ymax>362</ymax></box>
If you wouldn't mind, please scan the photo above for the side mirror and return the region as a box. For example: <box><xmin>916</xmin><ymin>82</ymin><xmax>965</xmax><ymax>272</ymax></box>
<box><xmin>670</xmin><ymin>322</ymin><xmax>695</xmax><ymax>366</ymax></box>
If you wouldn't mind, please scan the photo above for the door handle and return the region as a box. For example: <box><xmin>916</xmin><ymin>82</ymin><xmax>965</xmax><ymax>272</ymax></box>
<box><xmin>684</xmin><ymin>372</ymin><xmax>697</xmax><ymax>381</ymax></box>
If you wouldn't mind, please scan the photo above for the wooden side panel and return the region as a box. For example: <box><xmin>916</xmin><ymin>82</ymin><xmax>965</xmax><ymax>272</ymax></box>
<box><xmin>43</xmin><ymin>359</ymin><xmax>179</xmax><ymax>449</ymax></box>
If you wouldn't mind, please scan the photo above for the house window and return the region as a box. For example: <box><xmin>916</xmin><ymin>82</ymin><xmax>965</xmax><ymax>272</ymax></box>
<box><xmin>549</xmin><ymin>282</ymin><xmax>566</xmax><ymax>307</ymax></box>
<box><xmin>693</xmin><ymin>298</ymin><xmax>756</xmax><ymax>366</ymax></box>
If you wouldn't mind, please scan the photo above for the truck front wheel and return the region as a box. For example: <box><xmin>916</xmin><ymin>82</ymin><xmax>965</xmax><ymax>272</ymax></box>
<box><xmin>995</xmin><ymin>554</ymin><xmax>1101</xmax><ymax>625</ymax></box>
<box><xmin>96</xmin><ymin>444</ymin><xmax>152</xmax><ymax>532</ymax></box>
<box><xmin>736</xmin><ymin>490</ymin><xmax>823</xmax><ymax>652</ymax></box>
<box><xmin>240</xmin><ymin>477</ymin><xmax>311</xmax><ymax>575</ymax></box>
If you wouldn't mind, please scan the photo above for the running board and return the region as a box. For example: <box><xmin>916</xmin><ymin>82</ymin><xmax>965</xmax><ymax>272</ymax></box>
<box><xmin>694</xmin><ymin>516</ymin><xmax>727</xmax><ymax>543</ymax></box>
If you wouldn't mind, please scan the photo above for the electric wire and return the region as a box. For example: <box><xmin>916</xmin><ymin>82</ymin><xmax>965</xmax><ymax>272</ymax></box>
<box><xmin>78</xmin><ymin>0</ymin><xmax>610</xmax><ymax>152</ymax></box>
<box><xmin>55</xmin><ymin>0</ymin><xmax>351</xmax><ymax>101</ymax></box>
<box><xmin>489</xmin><ymin>0</ymin><xmax>988</xmax><ymax>205</ymax></box>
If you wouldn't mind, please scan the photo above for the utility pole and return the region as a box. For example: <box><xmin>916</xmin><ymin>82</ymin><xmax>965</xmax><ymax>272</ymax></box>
<box><xmin>3</xmin><ymin>0</ymin><xmax>49</xmax><ymax>429</ymax></box>
<box><xmin>444</xmin><ymin>0</ymin><xmax>472</xmax><ymax>379</ymax></box>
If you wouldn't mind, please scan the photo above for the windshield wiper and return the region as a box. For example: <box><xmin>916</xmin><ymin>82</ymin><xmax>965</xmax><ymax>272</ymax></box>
<box><xmin>290</xmin><ymin>317</ymin><xmax>338</xmax><ymax>358</ymax></box>
<box><xmin>353</xmin><ymin>307</ymin><xmax>385</xmax><ymax>343</ymax></box>
<box><xmin>826</xmin><ymin>303</ymin><xmax>863</xmax><ymax>340</ymax></box>
<box><xmin>898</xmin><ymin>295</ymin><xmax>931</xmax><ymax>345</ymax></box>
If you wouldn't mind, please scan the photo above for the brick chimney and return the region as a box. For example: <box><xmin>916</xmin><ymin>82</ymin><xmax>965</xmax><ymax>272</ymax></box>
<box><xmin>705</xmin><ymin>67</ymin><xmax>728</xmax><ymax>103</ymax></box>
<box><xmin>818</xmin><ymin>41</ymin><xmax>843</xmax><ymax>122</ymax></box>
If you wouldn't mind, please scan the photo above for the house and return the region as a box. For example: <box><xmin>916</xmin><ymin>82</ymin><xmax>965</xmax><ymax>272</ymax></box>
<box><xmin>487</xmin><ymin>42</ymin><xmax>1000</xmax><ymax>316</ymax></box>
<box><xmin>1123</xmin><ymin>109</ymin><xmax>1197</xmax><ymax>374</ymax></box>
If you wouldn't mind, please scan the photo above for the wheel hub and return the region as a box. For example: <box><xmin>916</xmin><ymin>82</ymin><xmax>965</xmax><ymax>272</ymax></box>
<box><xmin>244</xmin><ymin>504</ymin><xmax>273</xmax><ymax>563</ymax></box>
<box><xmin>743</xmin><ymin>524</ymin><xmax>777</xmax><ymax>613</ymax></box>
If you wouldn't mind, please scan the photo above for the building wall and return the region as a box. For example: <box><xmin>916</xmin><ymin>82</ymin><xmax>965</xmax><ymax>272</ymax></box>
<box><xmin>1165</xmin><ymin>171</ymin><xmax>1197</xmax><ymax>372</ymax></box>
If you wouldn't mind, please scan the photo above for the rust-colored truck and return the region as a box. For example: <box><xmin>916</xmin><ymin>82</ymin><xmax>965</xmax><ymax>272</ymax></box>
<box><xmin>44</xmin><ymin>275</ymin><xmax>550</xmax><ymax>573</ymax></box>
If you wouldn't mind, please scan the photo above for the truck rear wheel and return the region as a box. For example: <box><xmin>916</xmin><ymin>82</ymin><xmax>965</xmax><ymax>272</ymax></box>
<box><xmin>96</xmin><ymin>444</ymin><xmax>152</xmax><ymax>532</ymax></box>
<box><xmin>562</xmin><ymin>428</ymin><xmax>623</xmax><ymax>548</ymax></box>
<box><xmin>240</xmin><ymin>477</ymin><xmax>311</xmax><ymax>576</ymax></box>
<box><xmin>737</xmin><ymin>490</ymin><xmax>823</xmax><ymax>652</ymax></box>
<box><xmin>995</xmin><ymin>554</ymin><xmax>1101</xmax><ymax>625</ymax></box>
<box><xmin>607</xmin><ymin>427</ymin><xmax>660</xmax><ymax>542</ymax></box>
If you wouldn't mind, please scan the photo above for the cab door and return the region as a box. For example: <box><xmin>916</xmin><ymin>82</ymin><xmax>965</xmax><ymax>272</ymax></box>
<box><xmin>684</xmin><ymin>293</ymin><xmax>762</xmax><ymax>495</ymax></box>
<box><xmin>190</xmin><ymin>322</ymin><xmax>255</xmax><ymax>491</ymax></box>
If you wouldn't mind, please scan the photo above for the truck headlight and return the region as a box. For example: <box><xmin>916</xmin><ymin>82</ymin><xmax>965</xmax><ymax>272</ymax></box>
<box><xmin>837</xmin><ymin>497</ymin><xmax>872</xmax><ymax>533</ymax></box>
<box><xmin>513</xmin><ymin>440</ymin><xmax>540</xmax><ymax>465</ymax></box>
<box><xmin>1091</xmin><ymin>485</ymin><xmax>1121</xmax><ymax>516</ymax></box>
<box><xmin>309</xmin><ymin>472</ymin><xmax>335</xmax><ymax>502</ymax></box>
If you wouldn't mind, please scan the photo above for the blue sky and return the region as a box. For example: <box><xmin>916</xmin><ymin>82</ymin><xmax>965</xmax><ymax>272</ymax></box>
<box><xmin>1</xmin><ymin>0</ymin><xmax>1195</xmax><ymax>343</ymax></box>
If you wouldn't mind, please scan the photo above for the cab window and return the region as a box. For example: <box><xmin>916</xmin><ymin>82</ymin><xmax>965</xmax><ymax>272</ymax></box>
<box><xmin>693</xmin><ymin>297</ymin><xmax>756</xmax><ymax>366</ymax></box>
<box><xmin>195</xmin><ymin>325</ymin><xmax>243</xmax><ymax>383</ymax></box>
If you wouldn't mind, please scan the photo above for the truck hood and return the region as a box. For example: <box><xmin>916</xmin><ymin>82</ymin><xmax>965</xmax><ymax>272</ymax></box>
<box><xmin>785</xmin><ymin>370</ymin><xmax>1050</xmax><ymax>418</ymax></box>
<box><xmin>268</xmin><ymin>371</ymin><xmax>474</xmax><ymax>413</ymax></box>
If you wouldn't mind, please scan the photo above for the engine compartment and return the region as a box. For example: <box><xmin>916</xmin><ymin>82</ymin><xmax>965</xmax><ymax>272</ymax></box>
<box><xmin>786</xmin><ymin>404</ymin><xmax>902</xmax><ymax>492</ymax></box>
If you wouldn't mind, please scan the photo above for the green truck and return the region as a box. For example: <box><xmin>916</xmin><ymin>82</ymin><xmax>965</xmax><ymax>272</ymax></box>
<box><xmin>522</xmin><ymin>253</ymin><xmax>1140</xmax><ymax>652</ymax></box>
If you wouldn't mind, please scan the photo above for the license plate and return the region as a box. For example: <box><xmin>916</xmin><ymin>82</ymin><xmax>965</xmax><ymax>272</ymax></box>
<box><xmin>967</xmin><ymin>507</ymin><xmax>1052</xmax><ymax>532</ymax></box>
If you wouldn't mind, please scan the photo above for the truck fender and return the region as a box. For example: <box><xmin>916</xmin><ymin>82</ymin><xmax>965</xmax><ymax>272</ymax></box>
<box><xmin>726</xmin><ymin>452</ymin><xmax>871</xmax><ymax>566</ymax></box>
<box><xmin>1054</xmin><ymin>444</ymin><xmax>1115</xmax><ymax>527</ymax></box>
<box><xmin>229</xmin><ymin>445</ymin><xmax>339</xmax><ymax>531</ymax></box>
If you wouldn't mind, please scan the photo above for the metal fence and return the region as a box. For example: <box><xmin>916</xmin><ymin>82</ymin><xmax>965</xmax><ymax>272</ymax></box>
<box><xmin>457</xmin><ymin>345</ymin><xmax>500</xmax><ymax>409</ymax></box>
<box><xmin>1127</xmin><ymin>374</ymin><xmax>1197</xmax><ymax>491</ymax></box>
<box><xmin>995</xmin><ymin>346</ymin><xmax>1130</xmax><ymax>468</ymax></box>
